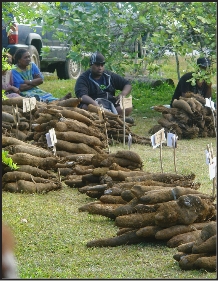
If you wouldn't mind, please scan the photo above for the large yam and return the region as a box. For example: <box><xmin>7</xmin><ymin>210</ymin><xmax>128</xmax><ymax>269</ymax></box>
<box><xmin>107</xmin><ymin>170</ymin><xmax>145</xmax><ymax>181</ymax></box>
<box><xmin>125</xmin><ymin>173</ymin><xmax>195</xmax><ymax>183</ymax></box>
<box><xmin>2</xmin><ymin>136</ymin><xmax>34</xmax><ymax>147</ymax></box>
<box><xmin>56</xmin><ymin>97</ymin><xmax>82</xmax><ymax>107</ymax></box>
<box><xmin>192</xmin><ymin>235</ymin><xmax>216</xmax><ymax>254</ymax></box>
<box><xmin>59</xmin><ymin>109</ymin><xmax>93</xmax><ymax>125</ymax></box>
<box><xmin>2</xmin><ymin>111</ymin><xmax>15</xmax><ymax>123</ymax></box>
<box><xmin>15</xmin><ymin>165</ymin><xmax>53</xmax><ymax>178</ymax></box>
<box><xmin>3</xmin><ymin>182</ymin><xmax>19</xmax><ymax>192</ymax></box>
<box><xmin>86</xmin><ymin>230</ymin><xmax>145</xmax><ymax>248</ymax></box>
<box><xmin>115</xmin><ymin>151</ymin><xmax>142</xmax><ymax>164</ymax></box>
<box><xmin>179</xmin><ymin>253</ymin><xmax>207</xmax><ymax>270</ymax></box>
<box><xmin>200</xmin><ymin>222</ymin><xmax>217</xmax><ymax>241</ymax></box>
<box><xmin>2</xmin><ymin>171</ymin><xmax>50</xmax><ymax>184</ymax></box>
<box><xmin>11</xmin><ymin>153</ymin><xmax>58</xmax><ymax>169</ymax></box>
<box><xmin>177</xmin><ymin>242</ymin><xmax>195</xmax><ymax>254</ymax></box>
<box><xmin>54</xmin><ymin>119</ymin><xmax>104</xmax><ymax>139</ymax></box>
<box><xmin>167</xmin><ymin>230</ymin><xmax>201</xmax><ymax>248</ymax></box>
<box><xmin>56</xmin><ymin>139</ymin><xmax>99</xmax><ymax>154</ymax></box>
<box><xmin>78</xmin><ymin>202</ymin><xmax>122</xmax><ymax>219</ymax></box>
<box><xmin>6</xmin><ymin>144</ymin><xmax>53</xmax><ymax>158</ymax></box>
<box><xmin>99</xmin><ymin>195</ymin><xmax>127</xmax><ymax>204</ymax></box>
<box><xmin>78</xmin><ymin>184</ymin><xmax>108</xmax><ymax>194</ymax></box>
<box><xmin>115</xmin><ymin>212</ymin><xmax>156</xmax><ymax>228</ymax></box>
<box><xmin>172</xmin><ymin>99</ymin><xmax>193</xmax><ymax>115</ymax></box>
<box><xmin>17</xmin><ymin>180</ymin><xmax>60</xmax><ymax>193</ymax></box>
<box><xmin>193</xmin><ymin>256</ymin><xmax>216</xmax><ymax>271</ymax></box>
<box><xmin>2</xmin><ymin>97</ymin><xmax>24</xmax><ymax>107</ymax></box>
<box><xmin>55</xmin><ymin>131</ymin><xmax>105</xmax><ymax>148</ymax></box>
<box><xmin>155</xmin><ymin>222</ymin><xmax>213</xmax><ymax>240</ymax></box>
<box><xmin>136</xmin><ymin>226</ymin><xmax>162</xmax><ymax>238</ymax></box>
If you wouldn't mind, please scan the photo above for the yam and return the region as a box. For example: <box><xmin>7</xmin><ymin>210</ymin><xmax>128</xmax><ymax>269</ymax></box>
<box><xmin>10</xmin><ymin>153</ymin><xmax>58</xmax><ymax>169</ymax></box>
<box><xmin>193</xmin><ymin>256</ymin><xmax>216</xmax><ymax>271</ymax></box>
<box><xmin>167</xmin><ymin>230</ymin><xmax>201</xmax><ymax>248</ymax></box>
<box><xmin>113</xmin><ymin>198</ymin><xmax>139</xmax><ymax>217</ymax></box>
<box><xmin>116</xmin><ymin>228</ymin><xmax>136</xmax><ymax>236</ymax></box>
<box><xmin>200</xmin><ymin>222</ymin><xmax>217</xmax><ymax>241</ymax></box>
<box><xmin>173</xmin><ymin>252</ymin><xmax>188</xmax><ymax>262</ymax></box>
<box><xmin>115</xmin><ymin>212</ymin><xmax>156</xmax><ymax>228</ymax></box>
<box><xmin>2</xmin><ymin>111</ymin><xmax>15</xmax><ymax>123</ymax></box>
<box><xmin>172</xmin><ymin>99</ymin><xmax>193</xmax><ymax>115</ymax></box>
<box><xmin>2</xmin><ymin>182</ymin><xmax>19</xmax><ymax>193</ymax></box>
<box><xmin>78</xmin><ymin>202</ymin><xmax>123</xmax><ymax>219</ymax></box>
<box><xmin>155</xmin><ymin>222</ymin><xmax>213</xmax><ymax>240</ymax></box>
<box><xmin>86</xmin><ymin>230</ymin><xmax>145</xmax><ymax>248</ymax></box>
<box><xmin>56</xmin><ymin>139</ymin><xmax>99</xmax><ymax>154</ymax></box>
<box><xmin>192</xmin><ymin>235</ymin><xmax>216</xmax><ymax>254</ymax></box>
<box><xmin>85</xmin><ymin>190</ymin><xmax>104</xmax><ymax>198</ymax></box>
<box><xmin>55</xmin><ymin>131</ymin><xmax>105</xmax><ymax>147</ymax></box>
<box><xmin>177</xmin><ymin>242</ymin><xmax>195</xmax><ymax>253</ymax></box>
<box><xmin>15</xmin><ymin>165</ymin><xmax>53</xmax><ymax>178</ymax></box>
<box><xmin>6</xmin><ymin>144</ymin><xmax>53</xmax><ymax>158</ymax></box>
<box><xmin>115</xmin><ymin>151</ymin><xmax>142</xmax><ymax>164</ymax></box>
<box><xmin>179</xmin><ymin>253</ymin><xmax>206</xmax><ymax>270</ymax></box>
<box><xmin>58</xmin><ymin>109</ymin><xmax>93</xmax><ymax>125</ymax></box>
<box><xmin>56</xmin><ymin>97</ymin><xmax>82</xmax><ymax>107</ymax></box>
<box><xmin>99</xmin><ymin>195</ymin><xmax>127</xmax><ymax>204</ymax></box>
<box><xmin>136</xmin><ymin>226</ymin><xmax>162</xmax><ymax>238</ymax></box>
<box><xmin>2</xmin><ymin>171</ymin><xmax>50</xmax><ymax>184</ymax></box>
<box><xmin>17</xmin><ymin>180</ymin><xmax>60</xmax><ymax>193</ymax></box>
<box><xmin>2</xmin><ymin>97</ymin><xmax>24</xmax><ymax>107</ymax></box>
<box><xmin>78</xmin><ymin>184</ymin><xmax>108</xmax><ymax>194</ymax></box>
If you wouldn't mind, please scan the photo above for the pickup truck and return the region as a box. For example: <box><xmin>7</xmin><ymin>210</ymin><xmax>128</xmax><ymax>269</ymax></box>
<box><xmin>2</xmin><ymin>21</ymin><xmax>81</xmax><ymax>79</ymax></box>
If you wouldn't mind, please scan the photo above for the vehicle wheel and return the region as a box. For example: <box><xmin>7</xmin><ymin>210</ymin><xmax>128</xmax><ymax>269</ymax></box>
<box><xmin>64</xmin><ymin>58</ymin><xmax>81</xmax><ymax>79</ymax></box>
<box><xmin>28</xmin><ymin>45</ymin><xmax>40</xmax><ymax>68</ymax></box>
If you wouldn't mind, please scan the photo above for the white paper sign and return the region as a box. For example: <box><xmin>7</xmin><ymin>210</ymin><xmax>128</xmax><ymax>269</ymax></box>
<box><xmin>23</xmin><ymin>97</ymin><xmax>36</xmax><ymax>112</ymax></box>
<box><xmin>167</xmin><ymin>133</ymin><xmax>177</xmax><ymax>148</ymax></box>
<box><xmin>128</xmin><ymin>133</ymin><xmax>132</xmax><ymax>149</ymax></box>
<box><xmin>120</xmin><ymin>95</ymin><xmax>132</xmax><ymax>110</ymax></box>
<box><xmin>151</xmin><ymin>129</ymin><xmax>166</xmax><ymax>148</ymax></box>
<box><xmin>209</xmin><ymin>157</ymin><xmax>216</xmax><ymax>180</ymax></box>
<box><xmin>45</xmin><ymin>133</ymin><xmax>53</xmax><ymax>147</ymax></box>
<box><xmin>49</xmin><ymin>128</ymin><xmax>57</xmax><ymax>146</ymax></box>
<box><xmin>205</xmin><ymin>98</ymin><xmax>215</xmax><ymax>110</ymax></box>
<box><xmin>205</xmin><ymin>149</ymin><xmax>211</xmax><ymax>165</ymax></box>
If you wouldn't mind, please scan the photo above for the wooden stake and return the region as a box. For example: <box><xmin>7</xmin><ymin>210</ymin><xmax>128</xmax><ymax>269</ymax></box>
<box><xmin>160</xmin><ymin>135</ymin><xmax>163</xmax><ymax>173</ymax></box>
<box><xmin>172</xmin><ymin>136</ymin><xmax>177</xmax><ymax>174</ymax></box>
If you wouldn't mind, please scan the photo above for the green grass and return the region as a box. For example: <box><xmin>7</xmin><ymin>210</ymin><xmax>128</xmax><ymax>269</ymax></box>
<box><xmin>2</xmin><ymin>56</ymin><xmax>217</xmax><ymax>279</ymax></box>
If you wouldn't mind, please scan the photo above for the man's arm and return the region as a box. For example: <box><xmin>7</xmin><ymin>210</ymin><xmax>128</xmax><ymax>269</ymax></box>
<box><xmin>80</xmin><ymin>95</ymin><xmax>99</xmax><ymax>106</ymax></box>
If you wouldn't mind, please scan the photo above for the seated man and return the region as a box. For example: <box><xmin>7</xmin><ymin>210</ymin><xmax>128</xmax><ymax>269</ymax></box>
<box><xmin>170</xmin><ymin>57</ymin><xmax>212</xmax><ymax>107</ymax></box>
<box><xmin>75</xmin><ymin>51</ymin><xmax>133</xmax><ymax>122</ymax></box>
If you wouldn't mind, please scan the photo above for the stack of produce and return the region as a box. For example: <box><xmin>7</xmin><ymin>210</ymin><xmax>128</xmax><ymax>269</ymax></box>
<box><xmin>2</xmin><ymin>136</ymin><xmax>61</xmax><ymax>193</ymax></box>
<box><xmin>173</xmin><ymin>221</ymin><xmax>216</xmax><ymax>271</ymax></box>
<box><xmin>78</xmin><ymin>173</ymin><xmax>216</xmax><ymax>270</ymax></box>
<box><xmin>149</xmin><ymin>92</ymin><xmax>216</xmax><ymax>139</ymax></box>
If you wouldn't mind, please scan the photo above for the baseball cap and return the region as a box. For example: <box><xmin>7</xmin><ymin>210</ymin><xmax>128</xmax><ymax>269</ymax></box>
<box><xmin>197</xmin><ymin>57</ymin><xmax>211</xmax><ymax>68</ymax></box>
<box><xmin>90</xmin><ymin>51</ymin><xmax>105</xmax><ymax>66</ymax></box>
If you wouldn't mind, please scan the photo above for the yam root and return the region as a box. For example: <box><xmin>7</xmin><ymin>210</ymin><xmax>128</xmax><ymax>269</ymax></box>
<box><xmin>86</xmin><ymin>230</ymin><xmax>145</xmax><ymax>248</ymax></box>
<box><xmin>192</xmin><ymin>235</ymin><xmax>216</xmax><ymax>254</ymax></box>
<box><xmin>56</xmin><ymin>139</ymin><xmax>99</xmax><ymax>154</ymax></box>
<box><xmin>193</xmin><ymin>255</ymin><xmax>216</xmax><ymax>271</ymax></box>
<box><xmin>179</xmin><ymin>253</ymin><xmax>206</xmax><ymax>270</ymax></box>
<box><xmin>136</xmin><ymin>226</ymin><xmax>162</xmax><ymax>238</ymax></box>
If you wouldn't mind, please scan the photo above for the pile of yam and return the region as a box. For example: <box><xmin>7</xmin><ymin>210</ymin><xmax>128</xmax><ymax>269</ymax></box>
<box><xmin>149</xmin><ymin>92</ymin><xmax>216</xmax><ymax>139</ymax></box>
<box><xmin>78</xmin><ymin>171</ymin><xmax>216</xmax><ymax>272</ymax></box>
<box><xmin>173</xmin><ymin>221</ymin><xmax>216</xmax><ymax>271</ymax></box>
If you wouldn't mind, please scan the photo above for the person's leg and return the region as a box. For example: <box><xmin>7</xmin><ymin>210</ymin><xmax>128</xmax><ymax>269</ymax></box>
<box><xmin>115</xmin><ymin>105</ymin><xmax>133</xmax><ymax>116</ymax></box>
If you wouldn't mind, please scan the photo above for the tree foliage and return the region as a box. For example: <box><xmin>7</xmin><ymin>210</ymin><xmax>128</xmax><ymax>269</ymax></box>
<box><xmin>2</xmin><ymin>2</ymin><xmax>216</xmax><ymax>78</ymax></box>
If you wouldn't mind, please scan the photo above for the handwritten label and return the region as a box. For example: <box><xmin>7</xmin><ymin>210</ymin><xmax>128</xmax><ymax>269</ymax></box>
<box><xmin>167</xmin><ymin>132</ymin><xmax>178</xmax><ymax>148</ymax></box>
<box><xmin>205</xmin><ymin>98</ymin><xmax>215</xmax><ymax>110</ymax></box>
<box><xmin>46</xmin><ymin>128</ymin><xmax>57</xmax><ymax>147</ymax></box>
<box><xmin>23</xmin><ymin>97</ymin><xmax>36</xmax><ymax>112</ymax></box>
<box><xmin>151</xmin><ymin>128</ymin><xmax>166</xmax><ymax>148</ymax></box>
<box><xmin>120</xmin><ymin>95</ymin><xmax>132</xmax><ymax>109</ymax></box>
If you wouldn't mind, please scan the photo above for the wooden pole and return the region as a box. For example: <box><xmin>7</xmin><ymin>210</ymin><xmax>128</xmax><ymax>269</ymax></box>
<box><xmin>160</xmin><ymin>135</ymin><xmax>163</xmax><ymax>173</ymax></box>
<box><xmin>122</xmin><ymin>96</ymin><xmax>125</xmax><ymax>147</ymax></box>
<box><xmin>172</xmin><ymin>136</ymin><xmax>177</xmax><ymax>174</ymax></box>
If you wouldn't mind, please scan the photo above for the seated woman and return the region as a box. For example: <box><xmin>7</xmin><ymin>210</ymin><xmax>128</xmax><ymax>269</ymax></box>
<box><xmin>2</xmin><ymin>53</ymin><xmax>21</xmax><ymax>98</ymax></box>
<box><xmin>11</xmin><ymin>48</ymin><xmax>71</xmax><ymax>103</ymax></box>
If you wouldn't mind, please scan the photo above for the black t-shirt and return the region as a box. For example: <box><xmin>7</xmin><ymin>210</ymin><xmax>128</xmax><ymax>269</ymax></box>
<box><xmin>170</xmin><ymin>72</ymin><xmax>210</xmax><ymax>107</ymax></box>
<box><xmin>75</xmin><ymin>69</ymin><xmax>131</xmax><ymax>105</ymax></box>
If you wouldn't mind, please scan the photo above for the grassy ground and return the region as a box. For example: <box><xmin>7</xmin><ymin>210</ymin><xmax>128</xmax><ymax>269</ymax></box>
<box><xmin>2</xmin><ymin>55</ymin><xmax>217</xmax><ymax>279</ymax></box>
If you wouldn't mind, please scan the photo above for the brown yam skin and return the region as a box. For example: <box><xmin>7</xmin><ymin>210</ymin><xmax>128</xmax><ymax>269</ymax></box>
<box><xmin>192</xmin><ymin>235</ymin><xmax>216</xmax><ymax>254</ymax></box>
<box><xmin>167</xmin><ymin>230</ymin><xmax>201</xmax><ymax>248</ymax></box>
<box><xmin>193</xmin><ymin>256</ymin><xmax>216</xmax><ymax>271</ymax></box>
<box><xmin>115</xmin><ymin>212</ymin><xmax>156</xmax><ymax>228</ymax></box>
<box><xmin>179</xmin><ymin>253</ymin><xmax>206</xmax><ymax>270</ymax></box>
<box><xmin>136</xmin><ymin>226</ymin><xmax>162</xmax><ymax>238</ymax></box>
<box><xmin>56</xmin><ymin>139</ymin><xmax>99</xmax><ymax>154</ymax></box>
<box><xmin>11</xmin><ymin>153</ymin><xmax>58</xmax><ymax>169</ymax></box>
<box><xmin>2</xmin><ymin>171</ymin><xmax>50</xmax><ymax>184</ymax></box>
<box><xmin>86</xmin><ymin>230</ymin><xmax>145</xmax><ymax>248</ymax></box>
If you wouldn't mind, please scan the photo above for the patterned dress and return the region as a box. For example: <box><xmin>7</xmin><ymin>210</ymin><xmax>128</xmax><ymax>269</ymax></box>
<box><xmin>11</xmin><ymin>62</ymin><xmax>58</xmax><ymax>103</ymax></box>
